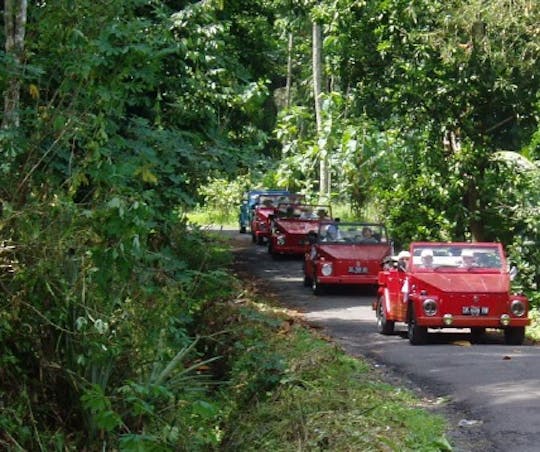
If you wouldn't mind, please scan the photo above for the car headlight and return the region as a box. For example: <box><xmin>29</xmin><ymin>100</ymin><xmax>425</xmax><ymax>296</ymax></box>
<box><xmin>510</xmin><ymin>299</ymin><xmax>526</xmax><ymax>317</ymax></box>
<box><xmin>423</xmin><ymin>298</ymin><xmax>437</xmax><ymax>316</ymax></box>
<box><xmin>321</xmin><ymin>263</ymin><xmax>333</xmax><ymax>276</ymax></box>
<box><xmin>277</xmin><ymin>235</ymin><xmax>286</xmax><ymax>246</ymax></box>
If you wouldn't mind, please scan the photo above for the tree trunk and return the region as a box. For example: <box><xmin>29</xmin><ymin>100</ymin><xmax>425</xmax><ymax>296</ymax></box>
<box><xmin>285</xmin><ymin>31</ymin><xmax>293</xmax><ymax>109</ymax></box>
<box><xmin>3</xmin><ymin>0</ymin><xmax>28</xmax><ymax>129</ymax></box>
<box><xmin>312</xmin><ymin>21</ymin><xmax>329</xmax><ymax>201</ymax></box>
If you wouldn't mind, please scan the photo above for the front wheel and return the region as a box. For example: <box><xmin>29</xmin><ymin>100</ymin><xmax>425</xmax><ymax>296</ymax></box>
<box><xmin>504</xmin><ymin>327</ymin><xmax>525</xmax><ymax>345</ymax></box>
<box><xmin>312</xmin><ymin>275</ymin><xmax>324</xmax><ymax>295</ymax></box>
<box><xmin>470</xmin><ymin>327</ymin><xmax>486</xmax><ymax>344</ymax></box>
<box><xmin>376</xmin><ymin>297</ymin><xmax>394</xmax><ymax>335</ymax></box>
<box><xmin>407</xmin><ymin>306</ymin><xmax>428</xmax><ymax>345</ymax></box>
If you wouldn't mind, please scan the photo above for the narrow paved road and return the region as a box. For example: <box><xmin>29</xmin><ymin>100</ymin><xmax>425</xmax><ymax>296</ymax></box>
<box><xmin>229</xmin><ymin>229</ymin><xmax>540</xmax><ymax>452</ymax></box>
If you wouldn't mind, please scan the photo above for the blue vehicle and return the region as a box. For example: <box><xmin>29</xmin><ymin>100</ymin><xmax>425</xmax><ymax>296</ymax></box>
<box><xmin>238</xmin><ymin>189</ymin><xmax>290</xmax><ymax>233</ymax></box>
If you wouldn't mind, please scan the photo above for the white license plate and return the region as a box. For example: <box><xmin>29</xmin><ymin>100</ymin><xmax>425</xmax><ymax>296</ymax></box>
<box><xmin>462</xmin><ymin>306</ymin><xmax>489</xmax><ymax>316</ymax></box>
<box><xmin>348</xmin><ymin>266</ymin><xmax>368</xmax><ymax>274</ymax></box>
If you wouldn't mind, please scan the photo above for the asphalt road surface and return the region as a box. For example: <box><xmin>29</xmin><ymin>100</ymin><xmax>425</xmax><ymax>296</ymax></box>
<box><xmin>228</xmin><ymin>229</ymin><xmax>540</xmax><ymax>452</ymax></box>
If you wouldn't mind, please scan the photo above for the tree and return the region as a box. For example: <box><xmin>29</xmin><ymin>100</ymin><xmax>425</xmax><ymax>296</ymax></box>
<box><xmin>2</xmin><ymin>0</ymin><xmax>27</xmax><ymax>129</ymax></box>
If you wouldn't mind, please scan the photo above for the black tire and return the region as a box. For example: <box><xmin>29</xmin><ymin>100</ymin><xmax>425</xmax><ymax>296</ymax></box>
<box><xmin>504</xmin><ymin>327</ymin><xmax>525</xmax><ymax>345</ymax></box>
<box><xmin>376</xmin><ymin>297</ymin><xmax>395</xmax><ymax>335</ymax></box>
<box><xmin>257</xmin><ymin>235</ymin><xmax>265</xmax><ymax>245</ymax></box>
<box><xmin>407</xmin><ymin>305</ymin><xmax>428</xmax><ymax>345</ymax></box>
<box><xmin>303</xmin><ymin>274</ymin><xmax>312</xmax><ymax>287</ymax></box>
<box><xmin>470</xmin><ymin>327</ymin><xmax>486</xmax><ymax>344</ymax></box>
<box><xmin>312</xmin><ymin>275</ymin><xmax>324</xmax><ymax>295</ymax></box>
<box><xmin>240</xmin><ymin>226</ymin><xmax>246</xmax><ymax>234</ymax></box>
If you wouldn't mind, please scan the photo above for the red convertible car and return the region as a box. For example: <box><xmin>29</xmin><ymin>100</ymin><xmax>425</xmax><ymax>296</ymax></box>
<box><xmin>267</xmin><ymin>203</ymin><xmax>332</xmax><ymax>258</ymax></box>
<box><xmin>374</xmin><ymin>242</ymin><xmax>530</xmax><ymax>345</ymax></box>
<box><xmin>250</xmin><ymin>193</ymin><xmax>304</xmax><ymax>245</ymax></box>
<box><xmin>304</xmin><ymin>222</ymin><xmax>391</xmax><ymax>295</ymax></box>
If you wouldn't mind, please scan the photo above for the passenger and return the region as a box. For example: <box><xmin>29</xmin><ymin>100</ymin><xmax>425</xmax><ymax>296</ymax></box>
<box><xmin>360</xmin><ymin>227</ymin><xmax>378</xmax><ymax>243</ymax></box>
<box><xmin>317</xmin><ymin>209</ymin><xmax>330</xmax><ymax>220</ymax></box>
<box><xmin>397</xmin><ymin>250</ymin><xmax>411</xmax><ymax>271</ymax></box>
<box><xmin>325</xmin><ymin>223</ymin><xmax>339</xmax><ymax>241</ymax></box>
<box><xmin>460</xmin><ymin>249</ymin><xmax>477</xmax><ymax>268</ymax></box>
<box><xmin>420</xmin><ymin>249</ymin><xmax>434</xmax><ymax>268</ymax></box>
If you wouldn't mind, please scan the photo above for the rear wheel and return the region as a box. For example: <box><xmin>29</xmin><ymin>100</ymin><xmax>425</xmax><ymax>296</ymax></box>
<box><xmin>504</xmin><ymin>327</ymin><xmax>525</xmax><ymax>345</ymax></box>
<box><xmin>376</xmin><ymin>297</ymin><xmax>394</xmax><ymax>335</ymax></box>
<box><xmin>407</xmin><ymin>306</ymin><xmax>428</xmax><ymax>345</ymax></box>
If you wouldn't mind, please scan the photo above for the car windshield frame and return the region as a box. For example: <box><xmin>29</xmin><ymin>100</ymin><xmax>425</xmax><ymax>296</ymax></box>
<box><xmin>410</xmin><ymin>243</ymin><xmax>505</xmax><ymax>272</ymax></box>
<box><xmin>275</xmin><ymin>203</ymin><xmax>332</xmax><ymax>220</ymax></box>
<box><xmin>317</xmin><ymin>221</ymin><xmax>388</xmax><ymax>245</ymax></box>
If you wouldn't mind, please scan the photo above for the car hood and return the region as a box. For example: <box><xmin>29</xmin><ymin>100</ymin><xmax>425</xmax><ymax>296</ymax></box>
<box><xmin>319</xmin><ymin>244</ymin><xmax>390</xmax><ymax>261</ymax></box>
<box><xmin>256</xmin><ymin>208</ymin><xmax>274</xmax><ymax>219</ymax></box>
<box><xmin>278</xmin><ymin>220</ymin><xmax>319</xmax><ymax>234</ymax></box>
<box><xmin>412</xmin><ymin>273</ymin><xmax>509</xmax><ymax>293</ymax></box>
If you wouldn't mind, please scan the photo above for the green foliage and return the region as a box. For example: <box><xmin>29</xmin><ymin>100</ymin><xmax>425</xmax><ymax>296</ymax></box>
<box><xmin>197</xmin><ymin>290</ymin><xmax>450</xmax><ymax>451</ymax></box>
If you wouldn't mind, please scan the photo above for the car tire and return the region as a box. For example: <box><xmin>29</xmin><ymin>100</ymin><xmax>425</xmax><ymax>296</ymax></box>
<box><xmin>407</xmin><ymin>305</ymin><xmax>428</xmax><ymax>345</ymax></box>
<box><xmin>257</xmin><ymin>235</ymin><xmax>265</xmax><ymax>245</ymax></box>
<box><xmin>504</xmin><ymin>327</ymin><xmax>525</xmax><ymax>345</ymax></box>
<box><xmin>376</xmin><ymin>297</ymin><xmax>394</xmax><ymax>335</ymax></box>
<box><xmin>303</xmin><ymin>274</ymin><xmax>312</xmax><ymax>287</ymax></box>
<box><xmin>470</xmin><ymin>327</ymin><xmax>486</xmax><ymax>344</ymax></box>
<box><xmin>312</xmin><ymin>276</ymin><xmax>324</xmax><ymax>295</ymax></box>
<box><xmin>240</xmin><ymin>226</ymin><xmax>246</xmax><ymax>234</ymax></box>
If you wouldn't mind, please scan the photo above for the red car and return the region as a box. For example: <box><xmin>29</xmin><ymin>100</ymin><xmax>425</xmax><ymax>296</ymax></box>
<box><xmin>250</xmin><ymin>194</ymin><xmax>304</xmax><ymax>245</ymax></box>
<box><xmin>374</xmin><ymin>242</ymin><xmax>530</xmax><ymax>345</ymax></box>
<box><xmin>267</xmin><ymin>203</ymin><xmax>332</xmax><ymax>258</ymax></box>
<box><xmin>304</xmin><ymin>222</ymin><xmax>391</xmax><ymax>295</ymax></box>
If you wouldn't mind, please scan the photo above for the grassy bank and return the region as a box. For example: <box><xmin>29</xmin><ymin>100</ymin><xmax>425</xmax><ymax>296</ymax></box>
<box><xmin>199</xmin><ymin>279</ymin><xmax>452</xmax><ymax>451</ymax></box>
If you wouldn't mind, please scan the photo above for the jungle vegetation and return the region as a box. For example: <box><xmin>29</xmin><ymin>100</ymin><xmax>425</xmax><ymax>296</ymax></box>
<box><xmin>0</xmin><ymin>0</ymin><xmax>538</xmax><ymax>449</ymax></box>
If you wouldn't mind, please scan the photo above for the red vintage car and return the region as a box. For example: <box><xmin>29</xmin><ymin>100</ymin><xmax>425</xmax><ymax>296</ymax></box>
<box><xmin>250</xmin><ymin>194</ymin><xmax>304</xmax><ymax>245</ymax></box>
<box><xmin>304</xmin><ymin>222</ymin><xmax>392</xmax><ymax>295</ymax></box>
<box><xmin>267</xmin><ymin>203</ymin><xmax>332</xmax><ymax>258</ymax></box>
<box><xmin>374</xmin><ymin>242</ymin><xmax>530</xmax><ymax>345</ymax></box>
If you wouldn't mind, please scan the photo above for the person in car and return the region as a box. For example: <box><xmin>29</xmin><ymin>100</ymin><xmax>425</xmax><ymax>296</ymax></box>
<box><xmin>360</xmin><ymin>227</ymin><xmax>378</xmax><ymax>243</ymax></box>
<box><xmin>397</xmin><ymin>250</ymin><xmax>411</xmax><ymax>271</ymax></box>
<box><xmin>460</xmin><ymin>249</ymin><xmax>477</xmax><ymax>268</ymax></box>
<box><xmin>420</xmin><ymin>249</ymin><xmax>434</xmax><ymax>268</ymax></box>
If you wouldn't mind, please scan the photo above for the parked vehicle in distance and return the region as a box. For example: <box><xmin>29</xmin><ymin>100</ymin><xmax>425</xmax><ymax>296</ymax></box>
<box><xmin>374</xmin><ymin>242</ymin><xmax>530</xmax><ymax>345</ymax></box>
<box><xmin>268</xmin><ymin>203</ymin><xmax>332</xmax><ymax>258</ymax></box>
<box><xmin>238</xmin><ymin>189</ymin><xmax>290</xmax><ymax>234</ymax></box>
<box><xmin>304</xmin><ymin>222</ymin><xmax>391</xmax><ymax>295</ymax></box>
<box><xmin>250</xmin><ymin>193</ymin><xmax>305</xmax><ymax>245</ymax></box>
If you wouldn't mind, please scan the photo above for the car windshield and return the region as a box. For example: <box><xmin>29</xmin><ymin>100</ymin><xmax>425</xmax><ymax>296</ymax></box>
<box><xmin>276</xmin><ymin>203</ymin><xmax>332</xmax><ymax>220</ymax></box>
<box><xmin>318</xmin><ymin>222</ymin><xmax>388</xmax><ymax>244</ymax></box>
<box><xmin>256</xmin><ymin>193</ymin><xmax>304</xmax><ymax>209</ymax></box>
<box><xmin>411</xmin><ymin>244</ymin><xmax>504</xmax><ymax>271</ymax></box>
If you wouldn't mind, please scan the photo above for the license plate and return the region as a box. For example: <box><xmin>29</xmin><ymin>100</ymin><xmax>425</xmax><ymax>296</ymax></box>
<box><xmin>462</xmin><ymin>306</ymin><xmax>489</xmax><ymax>316</ymax></box>
<box><xmin>348</xmin><ymin>266</ymin><xmax>368</xmax><ymax>274</ymax></box>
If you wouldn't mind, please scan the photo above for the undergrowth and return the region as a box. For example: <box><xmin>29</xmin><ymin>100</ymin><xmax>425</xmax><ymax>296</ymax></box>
<box><xmin>198</xmin><ymin>283</ymin><xmax>452</xmax><ymax>451</ymax></box>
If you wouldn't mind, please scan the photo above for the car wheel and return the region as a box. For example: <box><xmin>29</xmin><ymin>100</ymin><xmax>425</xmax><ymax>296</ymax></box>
<box><xmin>257</xmin><ymin>235</ymin><xmax>265</xmax><ymax>245</ymax></box>
<box><xmin>470</xmin><ymin>327</ymin><xmax>486</xmax><ymax>344</ymax></box>
<box><xmin>407</xmin><ymin>306</ymin><xmax>428</xmax><ymax>345</ymax></box>
<box><xmin>376</xmin><ymin>297</ymin><xmax>394</xmax><ymax>335</ymax></box>
<box><xmin>240</xmin><ymin>226</ymin><xmax>246</xmax><ymax>234</ymax></box>
<box><xmin>312</xmin><ymin>275</ymin><xmax>324</xmax><ymax>295</ymax></box>
<box><xmin>504</xmin><ymin>327</ymin><xmax>525</xmax><ymax>345</ymax></box>
<box><xmin>303</xmin><ymin>274</ymin><xmax>312</xmax><ymax>287</ymax></box>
